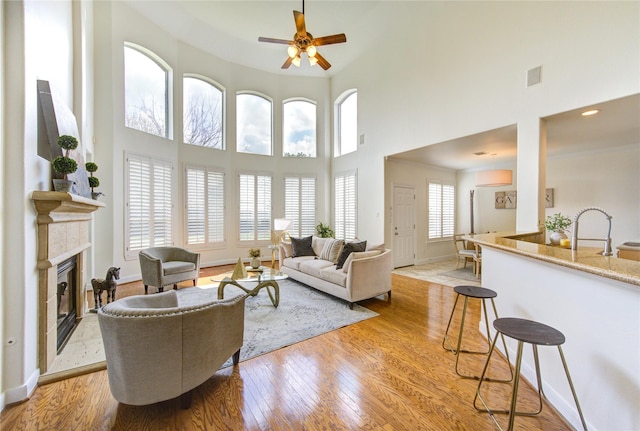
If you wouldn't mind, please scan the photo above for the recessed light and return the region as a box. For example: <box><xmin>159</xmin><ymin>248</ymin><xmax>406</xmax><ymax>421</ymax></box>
<box><xmin>581</xmin><ymin>109</ymin><xmax>600</xmax><ymax>116</ymax></box>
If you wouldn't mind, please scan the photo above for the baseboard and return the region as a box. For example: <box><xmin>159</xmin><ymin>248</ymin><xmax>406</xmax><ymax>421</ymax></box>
<box><xmin>3</xmin><ymin>368</ymin><xmax>39</xmax><ymax>406</ymax></box>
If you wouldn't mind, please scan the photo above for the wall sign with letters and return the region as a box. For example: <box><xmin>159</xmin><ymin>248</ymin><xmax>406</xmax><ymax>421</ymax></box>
<box><xmin>495</xmin><ymin>188</ymin><xmax>554</xmax><ymax>209</ymax></box>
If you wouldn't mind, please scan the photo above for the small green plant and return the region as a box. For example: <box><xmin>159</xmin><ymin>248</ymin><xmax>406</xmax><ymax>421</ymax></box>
<box><xmin>248</xmin><ymin>248</ymin><xmax>261</xmax><ymax>258</ymax></box>
<box><xmin>545</xmin><ymin>213</ymin><xmax>572</xmax><ymax>232</ymax></box>
<box><xmin>88</xmin><ymin>176</ymin><xmax>100</xmax><ymax>188</ymax></box>
<box><xmin>316</xmin><ymin>222</ymin><xmax>335</xmax><ymax>238</ymax></box>
<box><xmin>52</xmin><ymin>135</ymin><xmax>79</xmax><ymax>179</ymax></box>
<box><xmin>85</xmin><ymin>162</ymin><xmax>100</xmax><ymax>194</ymax></box>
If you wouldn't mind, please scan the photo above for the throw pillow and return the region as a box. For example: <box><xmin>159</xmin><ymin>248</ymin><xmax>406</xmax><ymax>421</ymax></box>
<box><xmin>281</xmin><ymin>242</ymin><xmax>293</xmax><ymax>258</ymax></box>
<box><xmin>291</xmin><ymin>235</ymin><xmax>315</xmax><ymax>257</ymax></box>
<box><xmin>342</xmin><ymin>250</ymin><xmax>383</xmax><ymax>273</ymax></box>
<box><xmin>319</xmin><ymin>238</ymin><xmax>345</xmax><ymax>262</ymax></box>
<box><xmin>335</xmin><ymin>240</ymin><xmax>367</xmax><ymax>269</ymax></box>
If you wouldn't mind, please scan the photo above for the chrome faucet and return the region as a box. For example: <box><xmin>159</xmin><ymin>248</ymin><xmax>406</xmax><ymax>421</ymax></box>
<box><xmin>571</xmin><ymin>207</ymin><xmax>613</xmax><ymax>256</ymax></box>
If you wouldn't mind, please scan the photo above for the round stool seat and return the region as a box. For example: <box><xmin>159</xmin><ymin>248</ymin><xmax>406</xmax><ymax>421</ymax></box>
<box><xmin>454</xmin><ymin>285</ymin><xmax>497</xmax><ymax>299</ymax></box>
<box><xmin>494</xmin><ymin>317</ymin><xmax>566</xmax><ymax>346</ymax></box>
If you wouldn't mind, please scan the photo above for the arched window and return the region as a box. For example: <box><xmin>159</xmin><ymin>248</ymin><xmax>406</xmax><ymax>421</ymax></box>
<box><xmin>124</xmin><ymin>43</ymin><xmax>171</xmax><ymax>138</ymax></box>
<box><xmin>335</xmin><ymin>90</ymin><xmax>357</xmax><ymax>157</ymax></box>
<box><xmin>183</xmin><ymin>75</ymin><xmax>225</xmax><ymax>149</ymax></box>
<box><xmin>283</xmin><ymin>99</ymin><xmax>316</xmax><ymax>157</ymax></box>
<box><xmin>236</xmin><ymin>92</ymin><xmax>272</xmax><ymax>156</ymax></box>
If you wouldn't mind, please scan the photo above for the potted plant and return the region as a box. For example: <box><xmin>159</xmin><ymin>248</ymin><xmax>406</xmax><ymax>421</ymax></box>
<box><xmin>85</xmin><ymin>162</ymin><xmax>102</xmax><ymax>199</ymax></box>
<box><xmin>545</xmin><ymin>213</ymin><xmax>572</xmax><ymax>245</ymax></box>
<box><xmin>316</xmin><ymin>222</ymin><xmax>335</xmax><ymax>238</ymax></box>
<box><xmin>52</xmin><ymin>135</ymin><xmax>78</xmax><ymax>192</ymax></box>
<box><xmin>248</xmin><ymin>248</ymin><xmax>261</xmax><ymax>269</ymax></box>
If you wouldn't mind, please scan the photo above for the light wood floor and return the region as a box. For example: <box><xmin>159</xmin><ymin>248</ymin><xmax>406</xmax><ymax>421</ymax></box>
<box><xmin>1</xmin><ymin>267</ymin><xmax>573</xmax><ymax>430</ymax></box>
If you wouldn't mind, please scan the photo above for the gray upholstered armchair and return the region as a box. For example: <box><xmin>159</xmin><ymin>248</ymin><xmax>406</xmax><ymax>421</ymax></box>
<box><xmin>139</xmin><ymin>247</ymin><xmax>200</xmax><ymax>294</ymax></box>
<box><xmin>97</xmin><ymin>289</ymin><xmax>245</xmax><ymax>407</ymax></box>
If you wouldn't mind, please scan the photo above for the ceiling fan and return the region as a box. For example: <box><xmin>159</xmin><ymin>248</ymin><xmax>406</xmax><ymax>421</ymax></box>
<box><xmin>258</xmin><ymin>1</ymin><xmax>347</xmax><ymax>70</ymax></box>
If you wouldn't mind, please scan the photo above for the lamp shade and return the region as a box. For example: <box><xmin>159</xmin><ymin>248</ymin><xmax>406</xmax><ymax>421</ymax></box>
<box><xmin>273</xmin><ymin>218</ymin><xmax>293</xmax><ymax>232</ymax></box>
<box><xmin>476</xmin><ymin>170</ymin><xmax>512</xmax><ymax>187</ymax></box>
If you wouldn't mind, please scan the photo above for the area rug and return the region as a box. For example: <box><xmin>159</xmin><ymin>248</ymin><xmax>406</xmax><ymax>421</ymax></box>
<box><xmin>45</xmin><ymin>279</ymin><xmax>378</xmax><ymax>377</ymax></box>
<box><xmin>393</xmin><ymin>259</ymin><xmax>480</xmax><ymax>287</ymax></box>
<box><xmin>209</xmin><ymin>279</ymin><xmax>379</xmax><ymax>368</ymax></box>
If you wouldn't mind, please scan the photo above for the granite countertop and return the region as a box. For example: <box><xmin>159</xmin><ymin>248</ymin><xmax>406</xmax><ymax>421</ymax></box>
<box><xmin>463</xmin><ymin>231</ymin><xmax>640</xmax><ymax>287</ymax></box>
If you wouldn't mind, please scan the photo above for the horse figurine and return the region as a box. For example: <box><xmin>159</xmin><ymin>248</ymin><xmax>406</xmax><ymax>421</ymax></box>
<box><xmin>91</xmin><ymin>267</ymin><xmax>120</xmax><ymax>309</ymax></box>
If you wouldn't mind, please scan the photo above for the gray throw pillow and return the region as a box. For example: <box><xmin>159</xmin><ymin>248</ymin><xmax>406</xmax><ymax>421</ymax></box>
<box><xmin>291</xmin><ymin>235</ymin><xmax>315</xmax><ymax>257</ymax></box>
<box><xmin>335</xmin><ymin>240</ymin><xmax>367</xmax><ymax>269</ymax></box>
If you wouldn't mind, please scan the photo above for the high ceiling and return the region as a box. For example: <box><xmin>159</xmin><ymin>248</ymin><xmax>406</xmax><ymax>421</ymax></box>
<box><xmin>124</xmin><ymin>1</ymin><xmax>640</xmax><ymax>170</ymax></box>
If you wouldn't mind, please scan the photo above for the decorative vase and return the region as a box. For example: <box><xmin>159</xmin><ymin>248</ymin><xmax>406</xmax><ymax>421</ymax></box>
<box><xmin>250</xmin><ymin>257</ymin><xmax>261</xmax><ymax>269</ymax></box>
<box><xmin>52</xmin><ymin>179</ymin><xmax>74</xmax><ymax>193</ymax></box>
<box><xmin>549</xmin><ymin>230</ymin><xmax>568</xmax><ymax>246</ymax></box>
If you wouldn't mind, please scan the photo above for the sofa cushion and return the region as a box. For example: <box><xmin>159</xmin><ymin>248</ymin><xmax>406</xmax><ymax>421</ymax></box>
<box><xmin>163</xmin><ymin>261</ymin><xmax>196</xmax><ymax>275</ymax></box>
<box><xmin>291</xmin><ymin>236</ymin><xmax>315</xmax><ymax>257</ymax></box>
<box><xmin>281</xmin><ymin>242</ymin><xmax>293</xmax><ymax>258</ymax></box>
<box><xmin>282</xmin><ymin>256</ymin><xmax>315</xmax><ymax>271</ymax></box>
<box><xmin>298</xmin><ymin>258</ymin><xmax>336</xmax><ymax>278</ymax></box>
<box><xmin>366</xmin><ymin>242</ymin><xmax>385</xmax><ymax>252</ymax></box>
<box><xmin>342</xmin><ymin>250</ymin><xmax>383</xmax><ymax>273</ymax></box>
<box><xmin>318</xmin><ymin>266</ymin><xmax>347</xmax><ymax>287</ymax></box>
<box><xmin>311</xmin><ymin>236</ymin><xmax>329</xmax><ymax>256</ymax></box>
<box><xmin>335</xmin><ymin>240</ymin><xmax>367</xmax><ymax>269</ymax></box>
<box><xmin>319</xmin><ymin>238</ymin><xmax>345</xmax><ymax>262</ymax></box>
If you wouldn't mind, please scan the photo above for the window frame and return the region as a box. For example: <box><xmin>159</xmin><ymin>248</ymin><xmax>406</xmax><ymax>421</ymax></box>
<box><xmin>282</xmin><ymin>98</ymin><xmax>317</xmax><ymax>158</ymax></box>
<box><xmin>334</xmin><ymin>89</ymin><xmax>358</xmax><ymax>157</ymax></box>
<box><xmin>236</xmin><ymin>91</ymin><xmax>273</xmax><ymax>156</ymax></box>
<box><xmin>334</xmin><ymin>170</ymin><xmax>357</xmax><ymax>241</ymax></box>
<box><xmin>284</xmin><ymin>175</ymin><xmax>317</xmax><ymax>237</ymax></box>
<box><xmin>184</xmin><ymin>164</ymin><xmax>226</xmax><ymax>249</ymax></box>
<box><xmin>182</xmin><ymin>74</ymin><xmax>226</xmax><ymax>150</ymax></box>
<box><xmin>238</xmin><ymin>171</ymin><xmax>273</xmax><ymax>244</ymax></box>
<box><xmin>124</xmin><ymin>152</ymin><xmax>174</xmax><ymax>260</ymax></box>
<box><xmin>427</xmin><ymin>180</ymin><xmax>455</xmax><ymax>241</ymax></box>
<box><xmin>124</xmin><ymin>42</ymin><xmax>173</xmax><ymax>139</ymax></box>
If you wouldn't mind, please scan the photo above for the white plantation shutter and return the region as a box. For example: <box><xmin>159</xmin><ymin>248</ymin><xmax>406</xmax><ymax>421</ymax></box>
<box><xmin>284</xmin><ymin>176</ymin><xmax>316</xmax><ymax>237</ymax></box>
<box><xmin>334</xmin><ymin>171</ymin><xmax>357</xmax><ymax>240</ymax></box>
<box><xmin>185</xmin><ymin>166</ymin><xmax>225</xmax><ymax>245</ymax></box>
<box><xmin>126</xmin><ymin>154</ymin><xmax>173</xmax><ymax>258</ymax></box>
<box><xmin>428</xmin><ymin>181</ymin><xmax>455</xmax><ymax>239</ymax></box>
<box><xmin>239</xmin><ymin>173</ymin><xmax>272</xmax><ymax>241</ymax></box>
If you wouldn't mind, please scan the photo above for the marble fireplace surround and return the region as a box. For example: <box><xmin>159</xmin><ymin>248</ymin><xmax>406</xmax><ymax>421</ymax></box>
<box><xmin>31</xmin><ymin>191</ymin><xmax>105</xmax><ymax>375</ymax></box>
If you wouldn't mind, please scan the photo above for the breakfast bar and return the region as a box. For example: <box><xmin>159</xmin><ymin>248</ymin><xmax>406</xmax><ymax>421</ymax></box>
<box><xmin>464</xmin><ymin>232</ymin><xmax>640</xmax><ymax>431</ymax></box>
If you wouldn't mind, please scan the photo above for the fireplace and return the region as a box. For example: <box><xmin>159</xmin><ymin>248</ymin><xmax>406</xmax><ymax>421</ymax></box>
<box><xmin>31</xmin><ymin>191</ymin><xmax>105</xmax><ymax>373</ymax></box>
<box><xmin>56</xmin><ymin>255</ymin><xmax>78</xmax><ymax>351</ymax></box>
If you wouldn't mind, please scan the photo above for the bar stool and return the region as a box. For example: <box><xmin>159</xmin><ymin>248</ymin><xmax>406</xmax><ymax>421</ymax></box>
<box><xmin>474</xmin><ymin>317</ymin><xmax>588</xmax><ymax>431</ymax></box>
<box><xmin>442</xmin><ymin>285</ymin><xmax>510</xmax><ymax>380</ymax></box>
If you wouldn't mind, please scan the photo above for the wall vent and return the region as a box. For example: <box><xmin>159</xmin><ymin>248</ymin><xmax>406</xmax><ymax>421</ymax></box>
<box><xmin>527</xmin><ymin>65</ymin><xmax>543</xmax><ymax>87</ymax></box>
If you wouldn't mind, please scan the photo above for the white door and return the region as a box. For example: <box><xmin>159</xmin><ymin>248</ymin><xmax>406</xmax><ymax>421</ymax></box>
<box><xmin>393</xmin><ymin>185</ymin><xmax>415</xmax><ymax>268</ymax></box>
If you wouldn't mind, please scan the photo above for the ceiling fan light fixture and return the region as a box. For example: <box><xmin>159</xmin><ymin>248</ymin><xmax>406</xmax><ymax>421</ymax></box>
<box><xmin>287</xmin><ymin>45</ymin><xmax>299</xmax><ymax>58</ymax></box>
<box><xmin>308</xmin><ymin>55</ymin><xmax>318</xmax><ymax>66</ymax></box>
<box><xmin>292</xmin><ymin>55</ymin><xmax>301</xmax><ymax>67</ymax></box>
<box><xmin>307</xmin><ymin>45</ymin><xmax>317</xmax><ymax>58</ymax></box>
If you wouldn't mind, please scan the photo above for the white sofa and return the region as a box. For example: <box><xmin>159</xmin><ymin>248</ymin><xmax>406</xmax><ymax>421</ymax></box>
<box><xmin>278</xmin><ymin>236</ymin><xmax>392</xmax><ymax>309</ymax></box>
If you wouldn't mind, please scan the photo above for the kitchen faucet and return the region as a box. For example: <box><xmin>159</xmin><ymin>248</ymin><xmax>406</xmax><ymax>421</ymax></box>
<box><xmin>571</xmin><ymin>207</ymin><xmax>613</xmax><ymax>256</ymax></box>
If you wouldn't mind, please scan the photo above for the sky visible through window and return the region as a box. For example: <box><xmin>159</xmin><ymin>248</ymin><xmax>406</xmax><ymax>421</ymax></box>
<box><xmin>283</xmin><ymin>100</ymin><xmax>316</xmax><ymax>157</ymax></box>
<box><xmin>183</xmin><ymin>77</ymin><xmax>223</xmax><ymax>149</ymax></box>
<box><xmin>339</xmin><ymin>92</ymin><xmax>357</xmax><ymax>156</ymax></box>
<box><xmin>237</xmin><ymin>94</ymin><xmax>272</xmax><ymax>155</ymax></box>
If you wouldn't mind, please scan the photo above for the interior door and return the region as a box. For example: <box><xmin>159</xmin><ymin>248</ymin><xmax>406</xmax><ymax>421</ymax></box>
<box><xmin>393</xmin><ymin>185</ymin><xmax>415</xmax><ymax>268</ymax></box>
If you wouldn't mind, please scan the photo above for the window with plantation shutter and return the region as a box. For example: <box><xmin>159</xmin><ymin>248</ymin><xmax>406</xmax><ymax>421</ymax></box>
<box><xmin>428</xmin><ymin>181</ymin><xmax>455</xmax><ymax>240</ymax></box>
<box><xmin>125</xmin><ymin>153</ymin><xmax>173</xmax><ymax>258</ymax></box>
<box><xmin>239</xmin><ymin>173</ymin><xmax>272</xmax><ymax>242</ymax></box>
<box><xmin>284</xmin><ymin>176</ymin><xmax>316</xmax><ymax>237</ymax></box>
<box><xmin>185</xmin><ymin>165</ymin><xmax>225</xmax><ymax>246</ymax></box>
<box><xmin>334</xmin><ymin>171</ymin><xmax>357</xmax><ymax>240</ymax></box>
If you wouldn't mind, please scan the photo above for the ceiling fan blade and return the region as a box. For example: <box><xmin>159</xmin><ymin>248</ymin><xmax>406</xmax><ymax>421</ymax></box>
<box><xmin>314</xmin><ymin>52</ymin><xmax>331</xmax><ymax>70</ymax></box>
<box><xmin>258</xmin><ymin>37</ymin><xmax>293</xmax><ymax>45</ymax></box>
<box><xmin>312</xmin><ymin>34</ymin><xmax>347</xmax><ymax>46</ymax></box>
<box><xmin>293</xmin><ymin>10</ymin><xmax>306</xmax><ymax>36</ymax></box>
<box><xmin>281</xmin><ymin>57</ymin><xmax>293</xmax><ymax>69</ymax></box>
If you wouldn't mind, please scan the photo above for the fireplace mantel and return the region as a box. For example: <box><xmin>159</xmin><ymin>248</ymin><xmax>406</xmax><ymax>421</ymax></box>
<box><xmin>31</xmin><ymin>191</ymin><xmax>105</xmax><ymax>373</ymax></box>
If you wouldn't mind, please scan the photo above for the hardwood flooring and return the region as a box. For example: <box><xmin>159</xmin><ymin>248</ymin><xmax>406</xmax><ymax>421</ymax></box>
<box><xmin>1</xmin><ymin>268</ymin><xmax>573</xmax><ymax>430</ymax></box>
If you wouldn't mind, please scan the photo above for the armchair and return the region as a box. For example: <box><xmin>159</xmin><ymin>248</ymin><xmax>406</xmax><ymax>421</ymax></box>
<box><xmin>139</xmin><ymin>247</ymin><xmax>200</xmax><ymax>294</ymax></box>
<box><xmin>97</xmin><ymin>289</ymin><xmax>245</xmax><ymax>407</ymax></box>
<box><xmin>453</xmin><ymin>234</ymin><xmax>477</xmax><ymax>271</ymax></box>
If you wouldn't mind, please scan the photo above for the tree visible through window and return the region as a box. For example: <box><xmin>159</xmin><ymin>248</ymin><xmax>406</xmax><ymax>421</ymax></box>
<box><xmin>185</xmin><ymin>165</ymin><xmax>225</xmax><ymax>246</ymax></box>
<box><xmin>428</xmin><ymin>182</ymin><xmax>455</xmax><ymax>239</ymax></box>
<box><xmin>239</xmin><ymin>173</ymin><xmax>272</xmax><ymax>241</ymax></box>
<box><xmin>335</xmin><ymin>90</ymin><xmax>357</xmax><ymax>157</ymax></box>
<box><xmin>334</xmin><ymin>171</ymin><xmax>357</xmax><ymax>240</ymax></box>
<box><xmin>283</xmin><ymin>100</ymin><xmax>316</xmax><ymax>157</ymax></box>
<box><xmin>125</xmin><ymin>153</ymin><xmax>173</xmax><ymax>258</ymax></box>
<box><xmin>124</xmin><ymin>44</ymin><xmax>170</xmax><ymax>138</ymax></box>
<box><xmin>285</xmin><ymin>176</ymin><xmax>316</xmax><ymax>236</ymax></box>
<box><xmin>237</xmin><ymin>93</ymin><xmax>272</xmax><ymax>155</ymax></box>
<box><xmin>183</xmin><ymin>76</ymin><xmax>224</xmax><ymax>149</ymax></box>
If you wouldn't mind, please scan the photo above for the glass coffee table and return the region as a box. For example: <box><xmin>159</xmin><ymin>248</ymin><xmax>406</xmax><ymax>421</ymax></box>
<box><xmin>212</xmin><ymin>267</ymin><xmax>288</xmax><ymax>307</ymax></box>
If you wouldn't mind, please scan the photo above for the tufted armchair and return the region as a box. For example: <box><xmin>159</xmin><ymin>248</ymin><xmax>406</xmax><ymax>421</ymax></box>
<box><xmin>139</xmin><ymin>247</ymin><xmax>200</xmax><ymax>294</ymax></box>
<box><xmin>97</xmin><ymin>289</ymin><xmax>245</xmax><ymax>407</ymax></box>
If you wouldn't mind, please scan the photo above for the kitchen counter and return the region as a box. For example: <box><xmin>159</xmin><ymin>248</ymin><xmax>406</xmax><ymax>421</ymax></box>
<box><xmin>463</xmin><ymin>231</ymin><xmax>640</xmax><ymax>287</ymax></box>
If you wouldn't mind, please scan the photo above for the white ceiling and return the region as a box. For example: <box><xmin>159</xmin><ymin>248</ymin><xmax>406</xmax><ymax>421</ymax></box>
<box><xmin>124</xmin><ymin>1</ymin><xmax>640</xmax><ymax>170</ymax></box>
